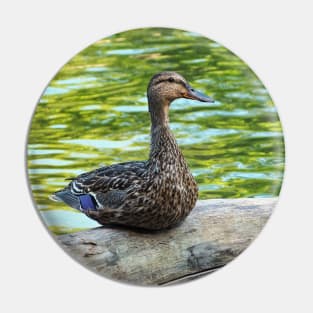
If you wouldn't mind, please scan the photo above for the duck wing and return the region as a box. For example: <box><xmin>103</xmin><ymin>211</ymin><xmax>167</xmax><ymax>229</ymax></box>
<box><xmin>51</xmin><ymin>161</ymin><xmax>147</xmax><ymax>212</ymax></box>
<box><xmin>69</xmin><ymin>161</ymin><xmax>147</xmax><ymax>194</ymax></box>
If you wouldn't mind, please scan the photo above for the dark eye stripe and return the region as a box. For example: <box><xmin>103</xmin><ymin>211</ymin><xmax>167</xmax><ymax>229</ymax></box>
<box><xmin>155</xmin><ymin>78</ymin><xmax>186</xmax><ymax>87</ymax></box>
<box><xmin>155</xmin><ymin>79</ymin><xmax>170</xmax><ymax>85</ymax></box>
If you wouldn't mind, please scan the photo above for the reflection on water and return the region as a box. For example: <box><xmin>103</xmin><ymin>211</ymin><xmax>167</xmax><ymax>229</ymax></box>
<box><xmin>27</xmin><ymin>28</ymin><xmax>284</xmax><ymax>234</ymax></box>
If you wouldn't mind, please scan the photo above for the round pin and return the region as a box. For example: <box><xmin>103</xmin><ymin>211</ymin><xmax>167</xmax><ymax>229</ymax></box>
<box><xmin>27</xmin><ymin>27</ymin><xmax>285</xmax><ymax>286</ymax></box>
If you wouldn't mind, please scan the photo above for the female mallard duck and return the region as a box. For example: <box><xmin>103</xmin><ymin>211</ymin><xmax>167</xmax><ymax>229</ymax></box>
<box><xmin>51</xmin><ymin>72</ymin><xmax>213</xmax><ymax>230</ymax></box>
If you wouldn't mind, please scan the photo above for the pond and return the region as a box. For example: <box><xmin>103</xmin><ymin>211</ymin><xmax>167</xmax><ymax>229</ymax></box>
<box><xmin>27</xmin><ymin>28</ymin><xmax>285</xmax><ymax>234</ymax></box>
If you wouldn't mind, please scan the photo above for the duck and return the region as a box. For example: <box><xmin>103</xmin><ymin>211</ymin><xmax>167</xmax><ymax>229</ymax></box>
<box><xmin>50</xmin><ymin>72</ymin><xmax>214</xmax><ymax>230</ymax></box>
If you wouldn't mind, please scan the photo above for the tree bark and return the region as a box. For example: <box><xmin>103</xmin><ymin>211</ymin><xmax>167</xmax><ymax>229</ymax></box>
<box><xmin>58</xmin><ymin>198</ymin><xmax>277</xmax><ymax>286</ymax></box>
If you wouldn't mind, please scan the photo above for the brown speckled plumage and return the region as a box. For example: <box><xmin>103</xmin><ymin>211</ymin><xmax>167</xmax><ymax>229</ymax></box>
<box><xmin>51</xmin><ymin>72</ymin><xmax>213</xmax><ymax>230</ymax></box>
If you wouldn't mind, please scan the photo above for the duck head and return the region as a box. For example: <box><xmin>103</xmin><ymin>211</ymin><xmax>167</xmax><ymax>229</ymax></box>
<box><xmin>147</xmin><ymin>72</ymin><xmax>214</xmax><ymax>125</ymax></box>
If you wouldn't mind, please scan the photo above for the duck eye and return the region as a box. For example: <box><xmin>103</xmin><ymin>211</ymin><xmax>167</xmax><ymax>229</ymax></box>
<box><xmin>168</xmin><ymin>77</ymin><xmax>175</xmax><ymax>83</ymax></box>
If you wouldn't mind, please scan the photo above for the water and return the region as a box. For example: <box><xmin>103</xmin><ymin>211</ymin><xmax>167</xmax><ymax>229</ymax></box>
<box><xmin>27</xmin><ymin>28</ymin><xmax>285</xmax><ymax>234</ymax></box>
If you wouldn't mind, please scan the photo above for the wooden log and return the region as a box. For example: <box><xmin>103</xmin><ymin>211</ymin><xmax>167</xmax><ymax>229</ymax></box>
<box><xmin>58</xmin><ymin>198</ymin><xmax>277</xmax><ymax>286</ymax></box>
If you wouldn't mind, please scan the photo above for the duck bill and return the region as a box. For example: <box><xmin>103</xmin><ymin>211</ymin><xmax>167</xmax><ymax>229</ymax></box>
<box><xmin>185</xmin><ymin>86</ymin><xmax>214</xmax><ymax>103</ymax></box>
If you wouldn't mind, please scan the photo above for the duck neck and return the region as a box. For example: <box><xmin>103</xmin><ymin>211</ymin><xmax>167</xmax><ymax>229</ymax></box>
<box><xmin>148</xmin><ymin>97</ymin><xmax>182</xmax><ymax>162</ymax></box>
<box><xmin>148</xmin><ymin>96</ymin><xmax>170</xmax><ymax>128</ymax></box>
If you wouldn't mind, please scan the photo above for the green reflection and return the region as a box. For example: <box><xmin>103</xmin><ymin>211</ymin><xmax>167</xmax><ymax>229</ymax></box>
<box><xmin>27</xmin><ymin>28</ymin><xmax>285</xmax><ymax>234</ymax></box>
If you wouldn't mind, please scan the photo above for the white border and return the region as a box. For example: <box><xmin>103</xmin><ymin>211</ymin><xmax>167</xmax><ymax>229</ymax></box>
<box><xmin>1</xmin><ymin>1</ymin><xmax>312</xmax><ymax>312</ymax></box>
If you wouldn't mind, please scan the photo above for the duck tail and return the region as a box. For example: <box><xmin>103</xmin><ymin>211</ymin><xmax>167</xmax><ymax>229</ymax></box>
<box><xmin>49</xmin><ymin>190</ymin><xmax>98</xmax><ymax>213</ymax></box>
<box><xmin>49</xmin><ymin>189</ymin><xmax>81</xmax><ymax>211</ymax></box>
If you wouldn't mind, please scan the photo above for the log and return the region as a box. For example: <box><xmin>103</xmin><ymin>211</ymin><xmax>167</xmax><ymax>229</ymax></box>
<box><xmin>58</xmin><ymin>198</ymin><xmax>277</xmax><ymax>286</ymax></box>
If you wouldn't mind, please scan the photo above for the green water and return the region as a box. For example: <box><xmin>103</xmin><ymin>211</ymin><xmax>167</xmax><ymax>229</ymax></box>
<box><xmin>27</xmin><ymin>28</ymin><xmax>284</xmax><ymax>234</ymax></box>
